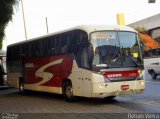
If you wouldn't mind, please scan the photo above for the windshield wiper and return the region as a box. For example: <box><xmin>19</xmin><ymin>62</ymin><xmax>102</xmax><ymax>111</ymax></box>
<box><xmin>111</xmin><ymin>55</ymin><xmax>121</xmax><ymax>63</ymax></box>
<box><xmin>110</xmin><ymin>47</ymin><xmax>121</xmax><ymax>63</ymax></box>
<box><xmin>128</xmin><ymin>56</ymin><xmax>139</xmax><ymax>67</ymax></box>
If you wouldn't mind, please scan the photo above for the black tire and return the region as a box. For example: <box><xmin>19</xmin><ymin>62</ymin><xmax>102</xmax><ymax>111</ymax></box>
<box><xmin>0</xmin><ymin>78</ymin><xmax>4</xmax><ymax>86</ymax></box>
<box><xmin>63</xmin><ymin>81</ymin><xmax>77</xmax><ymax>102</ymax></box>
<box><xmin>104</xmin><ymin>96</ymin><xmax>116</xmax><ymax>100</ymax></box>
<box><xmin>150</xmin><ymin>70</ymin><xmax>157</xmax><ymax>80</ymax></box>
<box><xmin>19</xmin><ymin>79</ymin><xmax>25</xmax><ymax>94</ymax></box>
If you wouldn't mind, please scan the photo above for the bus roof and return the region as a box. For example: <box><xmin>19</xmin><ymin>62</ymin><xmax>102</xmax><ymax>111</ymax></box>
<box><xmin>75</xmin><ymin>25</ymin><xmax>137</xmax><ymax>33</ymax></box>
<box><xmin>8</xmin><ymin>25</ymin><xmax>137</xmax><ymax>47</ymax></box>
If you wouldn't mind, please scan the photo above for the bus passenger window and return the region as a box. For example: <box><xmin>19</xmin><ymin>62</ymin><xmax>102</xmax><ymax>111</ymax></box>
<box><xmin>73</xmin><ymin>47</ymin><xmax>81</xmax><ymax>67</ymax></box>
<box><xmin>36</xmin><ymin>51</ymin><xmax>41</xmax><ymax>56</ymax></box>
<box><xmin>81</xmin><ymin>47</ymin><xmax>89</xmax><ymax>69</ymax></box>
<box><xmin>80</xmin><ymin>34</ymin><xmax>88</xmax><ymax>43</ymax></box>
<box><xmin>73</xmin><ymin>46</ymin><xmax>90</xmax><ymax>69</ymax></box>
<box><xmin>93</xmin><ymin>48</ymin><xmax>100</xmax><ymax>65</ymax></box>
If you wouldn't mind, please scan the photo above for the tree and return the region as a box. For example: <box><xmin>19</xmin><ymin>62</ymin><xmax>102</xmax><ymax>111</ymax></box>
<box><xmin>0</xmin><ymin>0</ymin><xmax>19</xmax><ymax>49</ymax></box>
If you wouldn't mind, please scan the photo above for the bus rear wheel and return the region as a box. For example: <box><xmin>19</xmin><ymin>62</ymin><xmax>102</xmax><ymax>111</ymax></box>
<box><xmin>19</xmin><ymin>79</ymin><xmax>25</xmax><ymax>94</ymax></box>
<box><xmin>63</xmin><ymin>81</ymin><xmax>76</xmax><ymax>102</ymax></box>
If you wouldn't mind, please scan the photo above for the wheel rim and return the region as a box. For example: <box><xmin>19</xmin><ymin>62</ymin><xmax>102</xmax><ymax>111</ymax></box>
<box><xmin>151</xmin><ymin>72</ymin><xmax>155</xmax><ymax>77</ymax></box>
<box><xmin>65</xmin><ymin>86</ymin><xmax>73</xmax><ymax>98</ymax></box>
<box><xmin>20</xmin><ymin>82</ymin><xmax>24</xmax><ymax>92</ymax></box>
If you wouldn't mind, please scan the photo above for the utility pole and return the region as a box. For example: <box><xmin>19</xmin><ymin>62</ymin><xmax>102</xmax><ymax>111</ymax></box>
<box><xmin>21</xmin><ymin>0</ymin><xmax>28</xmax><ymax>40</ymax></box>
<box><xmin>45</xmin><ymin>17</ymin><xmax>49</xmax><ymax>34</ymax></box>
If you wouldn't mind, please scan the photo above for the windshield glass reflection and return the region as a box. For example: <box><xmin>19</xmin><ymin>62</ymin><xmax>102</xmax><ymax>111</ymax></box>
<box><xmin>91</xmin><ymin>31</ymin><xmax>142</xmax><ymax>68</ymax></box>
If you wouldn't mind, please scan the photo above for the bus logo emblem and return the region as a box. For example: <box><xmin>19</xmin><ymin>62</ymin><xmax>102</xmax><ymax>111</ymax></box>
<box><xmin>34</xmin><ymin>59</ymin><xmax>63</xmax><ymax>86</ymax></box>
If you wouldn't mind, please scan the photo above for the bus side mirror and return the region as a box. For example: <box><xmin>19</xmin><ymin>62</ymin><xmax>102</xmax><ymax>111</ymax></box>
<box><xmin>74</xmin><ymin>43</ymin><xmax>90</xmax><ymax>47</ymax></box>
<box><xmin>72</xmin><ymin>43</ymin><xmax>90</xmax><ymax>50</ymax></box>
<box><xmin>140</xmin><ymin>40</ymin><xmax>145</xmax><ymax>47</ymax></box>
<box><xmin>140</xmin><ymin>40</ymin><xmax>144</xmax><ymax>58</ymax></box>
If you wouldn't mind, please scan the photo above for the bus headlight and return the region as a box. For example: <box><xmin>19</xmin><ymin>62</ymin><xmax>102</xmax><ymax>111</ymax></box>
<box><xmin>99</xmin><ymin>84</ymin><xmax>108</xmax><ymax>88</ymax></box>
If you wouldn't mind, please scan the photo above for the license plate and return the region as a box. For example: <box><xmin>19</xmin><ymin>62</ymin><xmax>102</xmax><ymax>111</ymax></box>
<box><xmin>121</xmin><ymin>85</ymin><xmax>129</xmax><ymax>90</ymax></box>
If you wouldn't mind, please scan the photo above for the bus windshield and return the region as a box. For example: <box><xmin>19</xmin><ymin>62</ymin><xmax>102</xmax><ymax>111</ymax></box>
<box><xmin>90</xmin><ymin>31</ymin><xmax>143</xmax><ymax>68</ymax></box>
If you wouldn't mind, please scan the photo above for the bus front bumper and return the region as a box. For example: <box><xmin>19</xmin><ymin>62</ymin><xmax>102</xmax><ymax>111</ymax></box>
<box><xmin>91</xmin><ymin>80</ymin><xmax>145</xmax><ymax>98</ymax></box>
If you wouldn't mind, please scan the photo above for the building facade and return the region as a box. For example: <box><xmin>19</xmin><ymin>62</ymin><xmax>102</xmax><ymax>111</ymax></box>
<box><xmin>128</xmin><ymin>13</ymin><xmax>160</xmax><ymax>42</ymax></box>
<box><xmin>128</xmin><ymin>13</ymin><xmax>160</xmax><ymax>58</ymax></box>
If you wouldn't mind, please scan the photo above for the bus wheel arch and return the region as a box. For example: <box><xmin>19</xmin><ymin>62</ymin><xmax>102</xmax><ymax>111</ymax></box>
<box><xmin>62</xmin><ymin>79</ymin><xmax>77</xmax><ymax>102</ymax></box>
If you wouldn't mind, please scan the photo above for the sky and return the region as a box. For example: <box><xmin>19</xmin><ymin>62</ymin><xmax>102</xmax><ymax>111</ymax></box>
<box><xmin>3</xmin><ymin>0</ymin><xmax>160</xmax><ymax>50</ymax></box>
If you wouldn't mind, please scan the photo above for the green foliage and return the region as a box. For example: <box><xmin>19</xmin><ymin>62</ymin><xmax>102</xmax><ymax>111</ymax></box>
<box><xmin>0</xmin><ymin>0</ymin><xmax>19</xmax><ymax>49</ymax></box>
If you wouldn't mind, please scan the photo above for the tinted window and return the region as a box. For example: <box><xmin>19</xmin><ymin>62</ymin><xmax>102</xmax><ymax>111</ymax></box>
<box><xmin>73</xmin><ymin>45</ymin><xmax>92</xmax><ymax>69</ymax></box>
<box><xmin>7</xmin><ymin>30</ymin><xmax>89</xmax><ymax>60</ymax></box>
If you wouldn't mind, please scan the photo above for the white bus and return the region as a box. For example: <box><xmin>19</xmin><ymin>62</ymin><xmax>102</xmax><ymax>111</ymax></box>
<box><xmin>7</xmin><ymin>25</ymin><xmax>145</xmax><ymax>101</ymax></box>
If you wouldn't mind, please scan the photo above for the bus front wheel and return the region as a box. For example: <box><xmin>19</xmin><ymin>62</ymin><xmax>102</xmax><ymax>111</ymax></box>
<box><xmin>63</xmin><ymin>81</ymin><xmax>76</xmax><ymax>102</ymax></box>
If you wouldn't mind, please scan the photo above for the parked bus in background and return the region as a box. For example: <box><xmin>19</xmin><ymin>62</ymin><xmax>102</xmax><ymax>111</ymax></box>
<box><xmin>0</xmin><ymin>50</ymin><xmax>6</xmax><ymax>86</ymax></box>
<box><xmin>7</xmin><ymin>25</ymin><xmax>145</xmax><ymax>101</ymax></box>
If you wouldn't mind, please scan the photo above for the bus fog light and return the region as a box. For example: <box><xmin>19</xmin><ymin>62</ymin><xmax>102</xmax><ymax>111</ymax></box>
<box><xmin>140</xmin><ymin>81</ymin><xmax>144</xmax><ymax>85</ymax></box>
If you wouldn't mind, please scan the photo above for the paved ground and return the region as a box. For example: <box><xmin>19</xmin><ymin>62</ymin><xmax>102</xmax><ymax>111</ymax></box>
<box><xmin>0</xmin><ymin>69</ymin><xmax>160</xmax><ymax>119</ymax></box>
